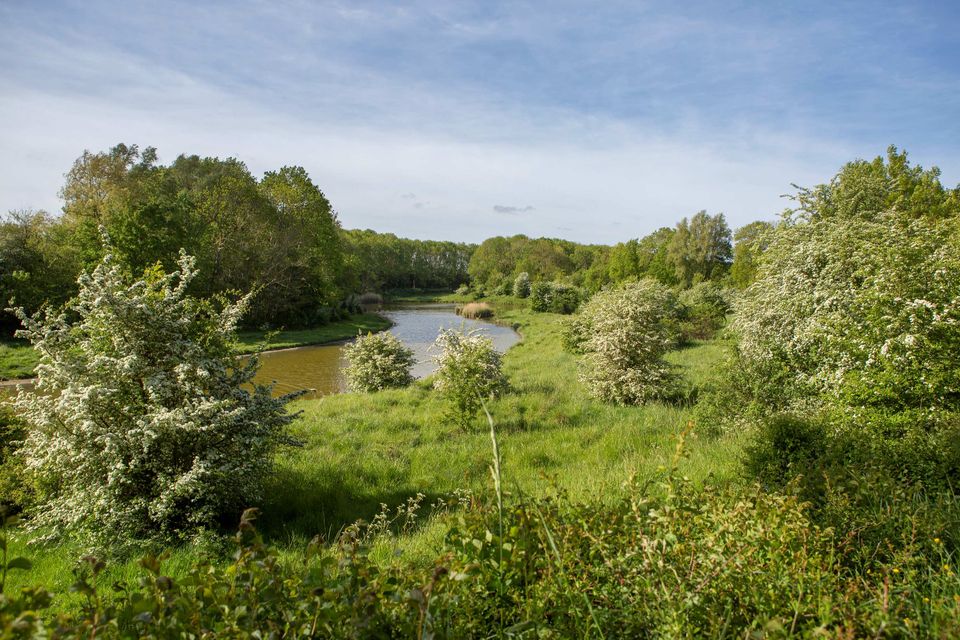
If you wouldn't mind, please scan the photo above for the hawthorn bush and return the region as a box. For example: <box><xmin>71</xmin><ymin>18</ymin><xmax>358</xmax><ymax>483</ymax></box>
<box><xmin>432</xmin><ymin>328</ymin><xmax>507</xmax><ymax>427</ymax></box>
<box><xmin>342</xmin><ymin>331</ymin><xmax>416</xmax><ymax>392</ymax></box>
<box><xmin>11</xmin><ymin>249</ymin><xmax>297</xmax><ymax>548</ymax></box>
<box><xmin>575</xmin><ymin>280</ymin><xmax>680</xmax><ymax>405</ymax></box>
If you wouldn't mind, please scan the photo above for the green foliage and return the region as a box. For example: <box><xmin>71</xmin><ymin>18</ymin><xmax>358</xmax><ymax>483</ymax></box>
<box><xmin>0</xmin><ymin>210</ymin><xmax>80</xmax><ymax>335</ymax></box>
<box><xmin>7</xmin><ymin>451</ymin><xmax>960</xmax><ymax>638</ymax></box>
<box><xmin>730</xmin><ymin>220</ymin><xmax>774</xmax><ymax>288</ymax></box>
<box><xmin>11</xmin><ymin>248</ymin><xmax>298</xmax><ymax>548</ymax></box>
<box><xmin>734</xmin><ymin>152</ymin><xmax>960</xmax><ymax>417</ymax></box>
<box><xmin>677</xmin><ymin>281</ymin><xmax>730</xmax><ymax>341</ymax></box>
<box><xmin>342</xmin><ymin>331</ymin><xmax>416</xmax><ymax>392</ymax></box>
<box><xmin>512</xmin><ymin>271</ymin><xmax>531</xmax><ymax>298</ymax></box>
<box><xmin>529</xmin><ymin>282</ymin><xmax>581</xmax><ymax>314</ymax></box>
<box><xmin>667</xmin><ymin>210</ymin><xmax>732</xmax><ymax>286</ymax></box>
<box><xmin>0</xmin><ymin>408</ymin><xmax>30</xmax><ymax>512</ymax></box>
<box><xmin>575</xmin><ymin>280</ymin><xmax>680</xmax><ymax>405</ymax></box>
<box><xmin>432</xmin><ymin>328</ymin><xmax>508</xmax><ymax>427</ymax></box>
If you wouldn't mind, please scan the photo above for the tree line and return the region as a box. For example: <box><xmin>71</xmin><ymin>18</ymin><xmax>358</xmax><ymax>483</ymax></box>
<box><xmin>2</xmin><ymin>142</ymin><xmax>773</xmax><ymax>338</ymax></box>
<box><xmin>0</xmin><ymin>144</ymin><xmax>475</xmax><ymax>336</ymax></box>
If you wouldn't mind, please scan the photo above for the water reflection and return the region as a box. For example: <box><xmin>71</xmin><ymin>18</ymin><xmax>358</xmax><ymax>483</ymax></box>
<box><xmin>252</xmin><ymin>304</ymin><xmax>519</xmax><ymax>397</ymax></box>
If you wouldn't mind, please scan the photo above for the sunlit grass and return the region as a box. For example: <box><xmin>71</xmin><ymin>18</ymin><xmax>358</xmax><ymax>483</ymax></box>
<box><xmin>0</xmin><ymin>339</ymin><xmax>39</xmax><ymax>380</ymax></box>
<box><xmin>6</xmin><ymin>305</ymin><xmax>742</xmax><ymax>604</ymax></box>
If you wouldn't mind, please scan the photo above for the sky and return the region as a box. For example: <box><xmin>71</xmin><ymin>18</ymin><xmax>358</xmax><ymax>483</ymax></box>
<box><xmin>1</xmin><ymin>0</ymin><xmax>958</xmax><ymax>244</ymax></box>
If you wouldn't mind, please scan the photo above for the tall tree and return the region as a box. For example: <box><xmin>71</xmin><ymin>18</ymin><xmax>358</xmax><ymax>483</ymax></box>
<box><xmin>667</xmin><ymin>211</ymin><xmax>732</xmax><ymax>286</ymax></box>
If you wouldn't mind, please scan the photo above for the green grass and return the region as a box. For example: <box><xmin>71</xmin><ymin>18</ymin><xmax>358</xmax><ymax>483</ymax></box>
<box><xmin>5</xmin><ymin>306</ymin><xmax>743</xmax><ymax>605</ymax></box>
<box><xmin>0</xmin><ymin>339</ymin><xmax>39</xmax><ymax>381</ymax></box>
<box><xmin>234</xmin><ymin>313</ymin><xmax>392</xmax><ymax>354</ymax></box>
<box><xmin>258</xmin><ymin>309</ymin><xmax>741</xmax><ymax>552</ymax></box>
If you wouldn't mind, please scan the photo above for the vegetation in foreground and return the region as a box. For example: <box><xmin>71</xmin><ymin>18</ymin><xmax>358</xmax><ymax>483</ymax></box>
<box><xmin>2</xmin><ymin>147</ymin><xmax>959</xmax><ymax>637</ymax></box>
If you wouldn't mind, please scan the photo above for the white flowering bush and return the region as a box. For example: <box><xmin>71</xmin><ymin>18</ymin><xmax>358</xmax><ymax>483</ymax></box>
<box><xmin>733</xmin><ymin>210</ymin><xmax>960</xmax><ymax>413</ymax></box>
<box><xmin>11</xmin><ymin>249</ymin><xmax>297</xmax><ymax>548</ymax></box>
<box><xmin>432</xmin><ymin>328</ymin><xmax>508</xmax><ymax>427</ymax></box>
<box><xmin>577</xmin><ymin>280</ymin><xmax>680</xmax><ymax>405</ymax></box>
<box><xmin>342</xmin><ymin>331</ymin><xmax>415</xmax><ymax>392</ymax></box>
<box><xmin>512</xmin><ymin>272</ymin><xmax>531</xmax><ymax>298</ymax></box>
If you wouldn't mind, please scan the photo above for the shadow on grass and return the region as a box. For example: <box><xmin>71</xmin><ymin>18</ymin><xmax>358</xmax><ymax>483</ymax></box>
<box><xmin>258</xmin><ymin>465</ymin><xmax>447</xmax><ymax>544</ymax></box>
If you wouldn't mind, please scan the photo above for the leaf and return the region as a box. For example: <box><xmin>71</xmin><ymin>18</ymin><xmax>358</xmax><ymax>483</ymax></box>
<box><xmin>6</xmin><ymin>556</ymin><xmax>32</xmax><ymax>571</ymax></box>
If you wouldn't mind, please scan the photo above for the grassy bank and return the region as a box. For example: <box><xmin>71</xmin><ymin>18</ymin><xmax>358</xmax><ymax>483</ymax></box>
<box><xmin>0</xmin><ymin>339</ymin><xmax>39</xmax><ymax>381</ymax></box>
<box><xmin>234</xmin><ymin>313</ymin><xmax>392</xmax><ymax>354</ymax></box>
<box><xmin>6</xmin><ymin>306</ymin><xmax>739</xmax><ymax>604</ymax></box>
<box><xmin>0</xmin><ymin>313</ymin><xmax>392</xmax><ymax>380</ymax></box>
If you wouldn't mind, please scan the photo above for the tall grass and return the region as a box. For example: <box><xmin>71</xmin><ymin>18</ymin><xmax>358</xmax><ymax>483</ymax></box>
<box><xmin>5</xmin><ymin>308</ymin><xmax>740</xmax><ymax>602</ymax></box>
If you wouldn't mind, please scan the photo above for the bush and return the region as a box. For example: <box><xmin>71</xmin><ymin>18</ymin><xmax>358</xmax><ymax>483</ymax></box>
<box><xmin>457</xmin><ymin>302</ymin><xmax>493</xmax><ymax>319</ymax></box>
<box><xmin>576</xmin><ymin>280</ymin><xmax>680</xmax><ymax>405</ymax></box>
<box><xmin>11</xmin><ymin>249</ymin><xmax>297</xmax><ymax>548</ymax></box>
<box><xmin>512</xmin><ymin>272</ymin><xmax>531</xmax><ymax>298</ymax></box>
<box><xmin>356</xmin><ymin>291</ymin><xmax>383</xmax><ymax>307</ymax></box>
<box><xmin>342</xmin><ymin>331</ymin><xmax>416</xmax><ymax>392</ymax></box>
<box><xmin>0</xmin><ymin>406</ymin><xmax>31</xmax><ymax>512</ymax></box>
<box><xmin>432</xmin><ymin>328</ymin><xmax>508</xmax><ymax>427</ymax></box>
<box><xmin>530</xmin><ymin>282</ymin><xmax>581</xmax><ymax>314</ymax></box>
<box><xmin>678</xmin><ymin>281</ymin><xmax>729</xmax><ymax>341</ymax></box>
<box><xmin>493</xmin><ymin>279</ymin><xmax>513</xmax><ymax>296</ymax></box>
<box><xmin>454</xmin><ymin>284</ymin><xmax>470</xmax><ymax>296</ymax></box>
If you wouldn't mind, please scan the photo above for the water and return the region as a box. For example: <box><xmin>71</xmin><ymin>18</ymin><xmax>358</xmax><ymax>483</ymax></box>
<box><xmin>252</xmin><ymin>304</ymin><xmax>520</xmax><ymax>397</ymax></box>
<box><xmin>1</xmin><ymin>305</ymin><xmax>521</xmax><ymax>399</ymax></box>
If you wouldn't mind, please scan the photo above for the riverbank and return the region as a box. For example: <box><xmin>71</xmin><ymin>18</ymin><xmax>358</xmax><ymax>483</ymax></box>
<box><xmin>0</xmin><ymin>313</ymin><xmax>393</xmax><ymax>381</ymax></box>
<box><xmin>6</xmin><ymin>307</ymin><xmax>740</xmax><ymax>603</ymax></box>
<box><xmin>234</xmin><ymin>313</ymin><xmax>392</xmax><ymax>354</ymax></box>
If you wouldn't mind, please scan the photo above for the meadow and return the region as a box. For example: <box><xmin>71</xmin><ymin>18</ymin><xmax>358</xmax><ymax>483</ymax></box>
<box><xmin>4</xmin><ymin>307</ymin><xmax>740</xmax><ymax>604</ymax></box>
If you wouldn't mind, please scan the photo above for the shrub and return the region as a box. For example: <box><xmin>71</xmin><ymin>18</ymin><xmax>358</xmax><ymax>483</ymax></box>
<box><xmin>493</xmin><ymin>279</ymin><xmax>513</xmax><ymax>296</ymax></box>
<box><xmin>530</xmin><ymin>282</ymin><xmax>581</xmax><ymax>314</ymax></box>
<box><xmin>432</xmin><ymin>328</ymin><xmax>508</xmax><ymax>427</ymax></box>
<box><xmin>356</xmin><ymin>291</ymin><xmax>383</xmax><ymax>307</ymax></box>
<box><xmin>342</xmin><ymin>331</ymin><xmax>416</xmax><ymax>392</ymax></box>
<box><xmin>512</xmin><ymin>271</ymin><xmax>531</xmax><ymax>298</ymax></box>
<box><xmin>454</xmin><ymin>284</ymin><xmax>470</xmax><ymax>296</ymax></box>
<box><xmin>11</xmin><ymin>249</ymin><xmax>297</xmax><ymax>548</ymax></box>
<box><xmin>677</xmin><ymin>281</ymin><xmax>729</xmax><ymax>341</ymax></box>
<box><xmin>0</xmin><ymin>406</ymin><xmax>30</xmax><ymax>512</ymax></box>
<box><xmin>733</xmin><ymin>157</ymin><xmax>960</xmax><ymax>415</ymax></box>
<box><xmin>577</xmin><ymin>280</ymin><xmax>680</xmax><ymax>405</ymax></box>
<box><xmin>457</xmin><ymin>302</ymin><xmax>493</xmax><ymax>319</ymax></box>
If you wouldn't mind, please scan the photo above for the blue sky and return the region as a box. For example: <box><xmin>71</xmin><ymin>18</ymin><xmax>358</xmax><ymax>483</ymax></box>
<box><xmin>1</xmin><ymin>0</ymin><xmax>958</xmax><ymax>243</ymax></box>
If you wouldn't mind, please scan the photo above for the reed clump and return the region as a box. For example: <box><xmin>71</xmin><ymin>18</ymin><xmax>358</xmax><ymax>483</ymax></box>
<box><xmin>457</xmin><ymin>302</ymin><xmax>494</xmax><ymax>319</ymax></box>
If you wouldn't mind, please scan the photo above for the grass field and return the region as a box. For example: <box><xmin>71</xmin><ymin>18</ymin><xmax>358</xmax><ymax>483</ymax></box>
<box><xmin>0</xmin><ymin>339</ymin><xmax>40</xmax><ymax>381</ymax></box>
<box><xmin>6</xmin><ymin>305</ymin><xmax>741</xmax><ymax>610</ymax></box>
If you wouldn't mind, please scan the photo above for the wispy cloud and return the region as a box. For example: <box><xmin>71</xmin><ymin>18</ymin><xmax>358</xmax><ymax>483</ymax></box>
<box><xmin>0</xmin><ymin>1</ymin><xmax>957</xmax><ymax>243</ymax></box>
<box><xmin>493</xmin><ymin>205</ymin><xmax>534</xmax><ymax>215</ymax></box>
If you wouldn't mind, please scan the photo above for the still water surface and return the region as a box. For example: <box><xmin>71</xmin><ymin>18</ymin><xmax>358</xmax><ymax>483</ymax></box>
<box><xmin>253</xmin><ymin>304</ymin><xmax>519</xmax><ymax>398</ymax></box>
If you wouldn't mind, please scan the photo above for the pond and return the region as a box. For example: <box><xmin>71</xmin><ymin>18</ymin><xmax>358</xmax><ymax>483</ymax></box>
<box><xmin>0</xmin><ymin>305</ymin><xmax>521</xmax><ymax>399</ymax></box>
<box><xmin>253</xmin><ymin>304</ymin><xmax>520</xmax><ymax>398</ymax></box>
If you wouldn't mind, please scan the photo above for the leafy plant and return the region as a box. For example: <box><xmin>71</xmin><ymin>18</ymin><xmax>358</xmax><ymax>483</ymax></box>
<box><xmin>512</xmin><ymin>272</ymin><xmax>531</xmax><ymax>298</ymax></box>
<box><xmin>11</xmin><ymin>247</ymin><xmax>298</xmax><ymax>548</ymax></box>
<box><xmin>342</xmin><ymin>330</ymin><xmax>416</xmax><ymax>392</ymax></box>
<box><xmin>576</xmin><ymin>279</ymin><xmax>680</xmax><ymax>405</ymax></box>
<box><xmin>432</xmin><ymin>328</ymin><xmax>508</xmax><ymax>427</ymax></box>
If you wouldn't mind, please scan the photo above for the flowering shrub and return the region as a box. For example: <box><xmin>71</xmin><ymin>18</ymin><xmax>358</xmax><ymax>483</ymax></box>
<box><xmin>512</xmin><ymin>272</ymin><xmax>531</xmax><ymax>298</ymax></box>
<box><xmin>733</xmin><ymin>208</ymin><xmax>960</xmax><ymax>414</ymax></box>
<box><xmin>576</xmin><ymin>280</ymin><xmax>680</xmax><ymax>405</ymax></box>
<box><xmin>11</xmin><ymin>249</ymin><xmax>297</xmax><ymax>548</ymax></box>
<box><xmin>432</xmin><ymin>328</ymin><xmax>507</xmax><ymax>426</ymax></box>
<box><xmin>342</xmin><ymin>331</ymin><xmax>415</xmax><ymax>392</ymax></box>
